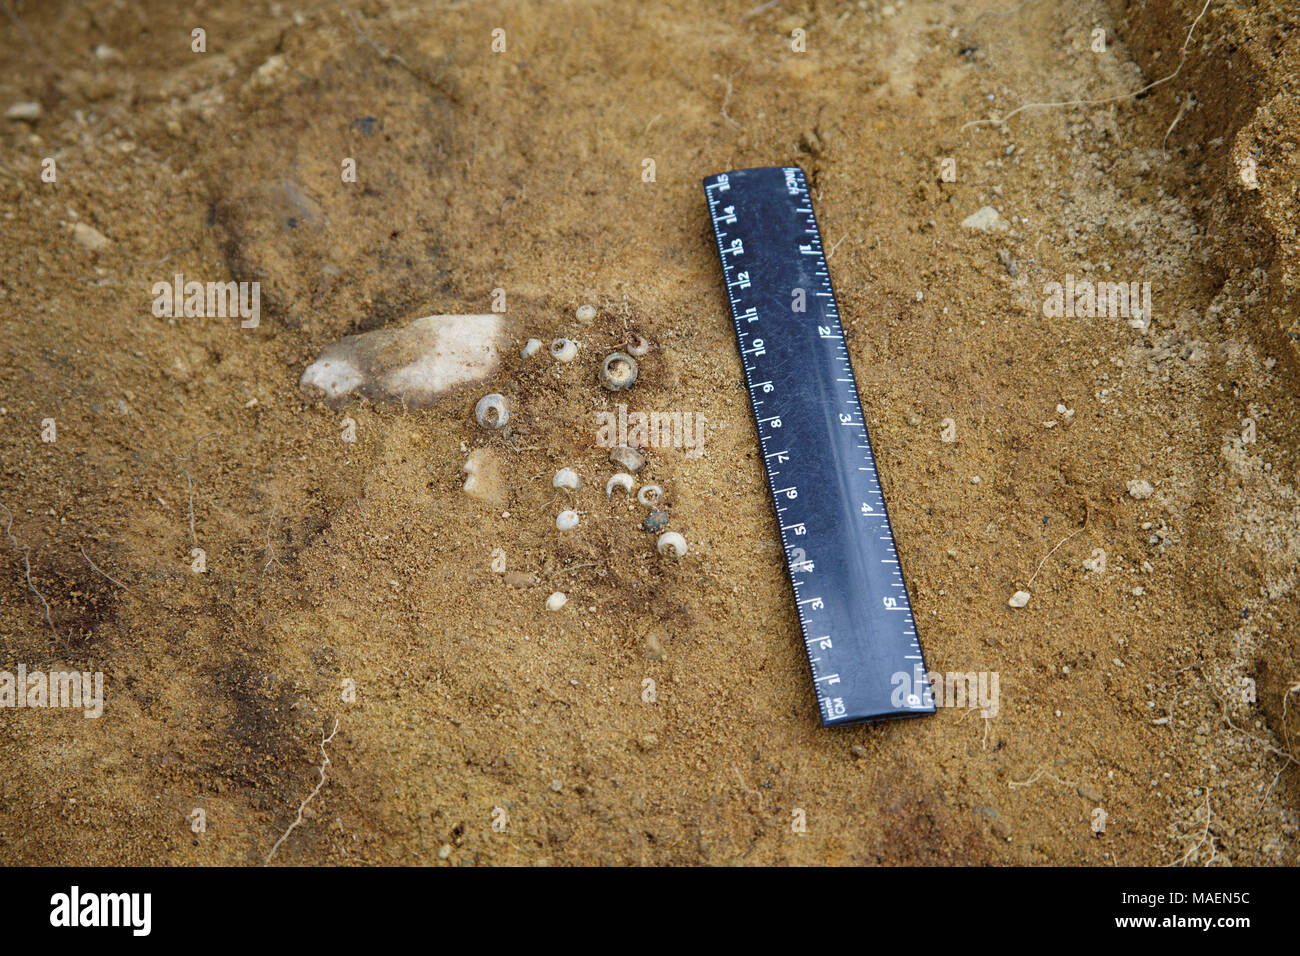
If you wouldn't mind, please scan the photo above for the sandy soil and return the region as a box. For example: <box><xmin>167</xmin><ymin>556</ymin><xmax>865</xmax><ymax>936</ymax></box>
<box><xmin>1</xmin><ymin>0</ymin><xmax>1298</xmax><ymax>865</ymax></box>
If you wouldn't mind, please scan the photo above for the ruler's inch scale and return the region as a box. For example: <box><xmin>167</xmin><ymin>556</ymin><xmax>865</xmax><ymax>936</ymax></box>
<box><xmin>703</xmin><ymin>166</ymin><xmax>935</xmax><ymax>726</ymax></box>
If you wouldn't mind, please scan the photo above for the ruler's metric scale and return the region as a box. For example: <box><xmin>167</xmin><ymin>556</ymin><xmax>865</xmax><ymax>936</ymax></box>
<box><xmin>704</xmin><ymin>166</ymin><xmax>934</xmax><ymax>726</ymax></box>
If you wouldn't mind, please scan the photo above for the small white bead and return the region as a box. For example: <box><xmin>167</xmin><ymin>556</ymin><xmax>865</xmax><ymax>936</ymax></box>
<box><xmin>474</xmin><ymin>393</ymin><xmax>509</xmax><ymax>429</ymax></box>
<box><xmin>637</xmin><ymin>484</ymin><xmax>663</xmax><ymax>507</ymax></box>
<box><xmin>521</xmin><ymin>338</ymin><xmax>543</xmax><ymax>358</ymax></box>
<box><xmin>545</xmin><ymin>591</ymin><xmax>567</xmax><ymax>611</ymax></box>
<box><xmin>551</xmin><ymin>338</ymin><xmax>577</xmax><ymax>362</ymax></box>
<box><xmin>556</xmin><ymin>510</ymin><xmax>580</xmax><ymax>531</ymax></box>
<box><xmin>606</xmin><ymin>473</ymin><xmax>635</xmax><ymax>497</ymax></box>
<box><xmin>600</xmin><ymin>351</ymin><xmax>638</xmax><ymax>391</ymax></box>
<box><xmin>657</xmin><ymin>532</ymin><xmax>686</xmax><ymax>557</ymax></box>
<box><xmin>575</xmin><ymin>304</ymin><xmax>597</xmax><ymax>323</ymax></box>
<box><xmin>553</xmin><ymin>467</ymin><xmax>582</xmax><ymax>490</ymax></box>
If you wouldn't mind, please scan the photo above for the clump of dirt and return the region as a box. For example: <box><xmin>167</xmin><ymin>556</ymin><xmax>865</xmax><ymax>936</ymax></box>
<box><xmin>0</xmin><ymin>0</ymin><xmax>1297</xmax><ymax>865</ymax></box>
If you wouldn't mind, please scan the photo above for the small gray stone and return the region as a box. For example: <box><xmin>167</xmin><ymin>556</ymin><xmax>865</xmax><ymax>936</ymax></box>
<box><xmin>642</xmin><ymin>509</ymin><xmax>669</xmax><ymax>533</ymax></box>
<box><xmin>610</xmin><ymin>445</ymin><xmax>645</xmax><ymax>474</ymax></box>
<box><xmin>997</xmin><ymin>248</ymin><xmax>1018</xmax><ymax>277</ymax></box>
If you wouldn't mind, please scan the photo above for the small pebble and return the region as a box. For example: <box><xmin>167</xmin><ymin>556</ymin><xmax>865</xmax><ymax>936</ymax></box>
<box><xmin>610</xmin><ymin>445</ymin><xmax>645</xmax><ymax>474</ymax></box>
<box><xmin>575</xmin><ymin>304</ymin><xmax>597</xmax><ymax>323</ymax></box>
<box><xmin>545</xmin><ymin>591</ymin><xmax>567</xmax><ymax>611</ymax></box>
<box><xmin>556</xmin><ymin>510</ymin><xmax>579</xmax><ymax>531</ymax></box>
<box><xmin>72</xmin><ymin>222</ymin><xmax>111</xmax><ymax>250</ymax></box>
<box><xmin>521</xmin><ymin>338</ymin><xmax>543</xmax><ymax>358</ymax></box>
<box><xmin>6</xmin><ymin>101</ymin><xmax>41</xmax><ymax>121</ymax></box>
<box><xmin>997</xmin><ymin>248</ymin><xmax>1018</xmax><ymax>277</ymax></box>
<box><xmin>642</xmin><ymin>509</ymin><xmax>669</xmax><ymax>533</ymax></box>
<box><xmin>961</xmin><ymin>206</ymin><xmax>1008</xmax><ymax>233</ymax></box>
<box><xmin>1126</xmin><ymin>479</ymin><xmax>1154</xmax><ymax>500</ymax></box>
<box><xmin>1008</xmin><ymin>590</ymin><xmax>1030</xmax><ymax>608</ymax></box>
<box><xmin>553</xmin><ymin>467</ymin><xmax>581</xmax><ymax>491</ymax></box>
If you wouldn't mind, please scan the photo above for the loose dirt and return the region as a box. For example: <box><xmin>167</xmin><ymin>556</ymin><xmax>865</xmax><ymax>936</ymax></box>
<box><xmin>1</xmin><ymin>0</ymin><xmax>1297</xmax><ymax>865</ymax></box>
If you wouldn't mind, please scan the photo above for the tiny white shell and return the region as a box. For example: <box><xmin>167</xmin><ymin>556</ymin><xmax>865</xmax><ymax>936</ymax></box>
<box><xmin>545</xmin><ymin>591</ymin><xmax>568</xmax><ymax>611</ymax></box>
<box><xmin>553</xmin><ymin>467</ymin><xmax>582</xmax><ymax>491</ymax></box>
<box><xmin>600</xmin><ymin>351</ymin><xmax>638</xmax><ymax>391</ymax></box>
<box><xmin>575</xmin><ymin>304</ymin><xmax>597</xmax><ymax>323</ymax></box>
<box><xmin>521</xmin><ymin>338</ymin><xmax>543</xmax><ymax>358</ymax></box>
<box><xmin>626</xmin><ymin>334</ymin><xmax>651</xmax><ymax>357</ymax></box>
<box><xmin>556</xmin><ymin>510</ymin><xmax>580</xmax><ymax>531</ymax></box>
<box><xmin>657</xmin><ymin>531</ymin><xmax>686</xmax><ymax>557</ymax></box>
<box><xmin>475</xmin><ymin>393</ymin><xmax>510</xmax><ymax>429</ymax></box>
<box><xmin>606</xmin><ymin>473</ymin><xmax>635</xmax><ymax>497</ymax></box>
<box><xmin>551</xmin><ymin>338</ymin><xmax>577</xmax><ymax>362</ymax></box>
<box><xmin>637</xmin><ymin>484</ymin><xmax>663</xmax><ymax>507</ymax></box>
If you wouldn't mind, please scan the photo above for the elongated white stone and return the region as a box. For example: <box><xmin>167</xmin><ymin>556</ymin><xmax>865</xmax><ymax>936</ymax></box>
<box><xmin>301</xmin><ymin>313</ymin><xmax>510</xmax><ymax>406</ymax></box>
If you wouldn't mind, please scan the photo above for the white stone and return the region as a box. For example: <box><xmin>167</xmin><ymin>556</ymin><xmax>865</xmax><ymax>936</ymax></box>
<box><xmin>545</xmin><ymin>591</ymin><xmax>567</xmax><ymax>611</ymax></box>
<box><xmin>6</xmin><ymin>101</ymin><xmax>41</xmax><ymax>121</ymax></box>
<box><xmin>301</xmin><ymin>314</ymin><xmax>509</xmax><ymax>407</ymax></box>
<box><xmin>301</xmin><ymin>357</ymin><xmax>363</xmax><ymax>398</ymax></box>
<box><xmin>961</xmin><ymin>206</ymin><xmax>1009</xmax><ymax>232</ymax></box>
<box><xmin>1126</xmin><ymin>479</ymin><xmax>1154</xmax><ymax>500</ymax></box>
<box><xmin>72</xmin><ymin>222</ymin><xmax>110</xmax><ymax>250</ymax></box>
<box><xmin>462</xmin><ymin>448</ymin><xmax>507</xmax><ymax>508</ymax></box>
<box><xmin>552</xmin><ymin>468</ymin><xmax>581</xmax><ymax>491</ymax></box>
<box><xmin>1008</xmin><ymin>590</ymin><xmax>1030</xmax><ymax>608</ymax></box>
<box><xmin>249</xmin><ymin>54</ymin><xmax>288</xmax><ymax>89</ymax></box>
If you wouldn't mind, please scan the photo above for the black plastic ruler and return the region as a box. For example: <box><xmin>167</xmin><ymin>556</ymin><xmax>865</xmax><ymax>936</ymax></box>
<box><xmin>703</xmin><ymin>166</ymin><xmax>935</xmax><ymax>726</ymax></box>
